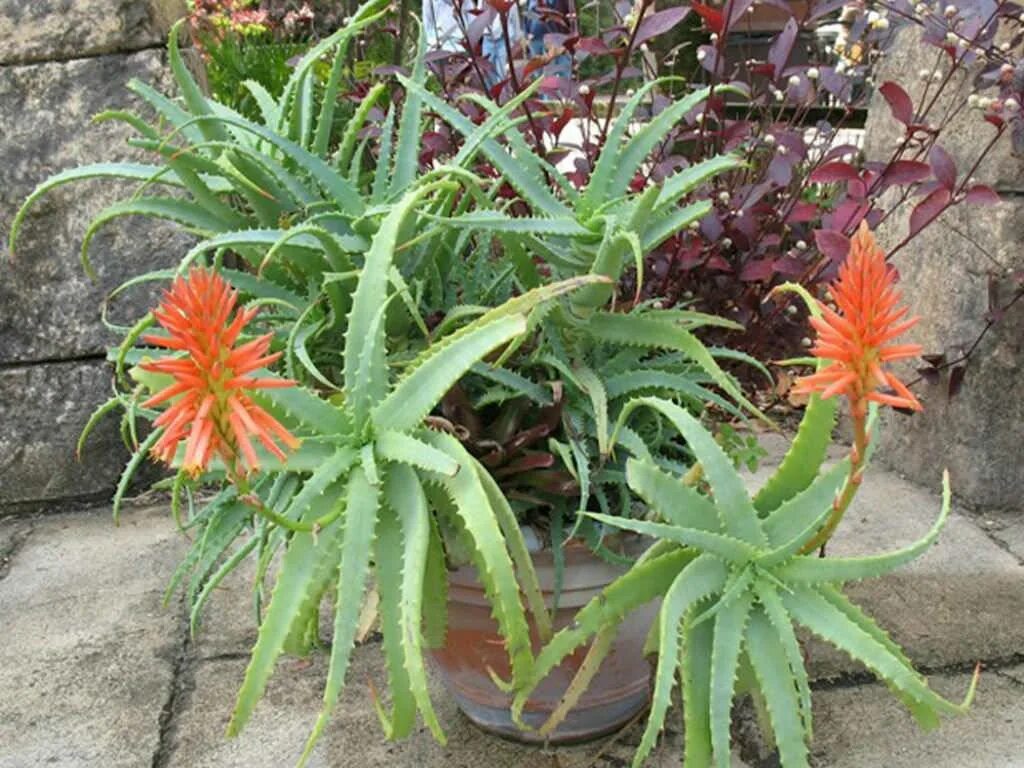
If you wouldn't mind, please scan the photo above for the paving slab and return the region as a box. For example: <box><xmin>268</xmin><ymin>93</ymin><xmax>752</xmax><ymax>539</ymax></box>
<box><xmin>0</xmin><ymin>504</ymin><xmax>186</xmax><ymax>768</ymax></box>
<box><xmin>746</xmin><ymin>450</ymin><xmax>1024</xmax><ymax>678</ymax></box>
<box><xmin>166</xmin><ymin>646</ymin><xmax>751</xmax><ymax>768</ymax></box>
<box><xmin>807</xmin><ymin>667</ymin><xmax>1024</xmax><ymax>767</ymax></box>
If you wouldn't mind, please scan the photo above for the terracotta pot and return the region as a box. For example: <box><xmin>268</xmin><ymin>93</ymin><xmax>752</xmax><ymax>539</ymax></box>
<box><xmin>430</xmin><ymin>540</ymin><xmax>656</xmax><ymax>744</ymax></box>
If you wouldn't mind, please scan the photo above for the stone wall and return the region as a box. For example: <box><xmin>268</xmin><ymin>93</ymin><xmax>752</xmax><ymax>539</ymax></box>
<box><xmin>0</xmin><ymin>1</ymin><xmax>188</xmax><ymax>511</ymax></box>
<box><xmin>864</xmin><ymin>27</ymin><xmax>1024</xmax><ymax>511</ymax></box>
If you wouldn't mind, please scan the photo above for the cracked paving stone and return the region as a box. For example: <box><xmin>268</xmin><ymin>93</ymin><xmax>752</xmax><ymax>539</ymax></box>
<box><xmin>166</xmin><ymin>647</ymin><xmax>751</xmax><ymax>768</ymax></box>
<box><xmin>0</xmin><ymin>504</ymin><xmax>186</xmax><ymax>768</ymax></box>
<box><xmin>808</xmin><ymin>667</ymin><xmax>1024</xmax><ymax>767</ymax></box>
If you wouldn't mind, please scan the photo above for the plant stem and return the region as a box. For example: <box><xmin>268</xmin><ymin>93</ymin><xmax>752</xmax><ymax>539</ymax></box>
<box><xmin>800</xmin><ymin>401</ymin><xmax>868</xmax><ymax>554</ymax></box>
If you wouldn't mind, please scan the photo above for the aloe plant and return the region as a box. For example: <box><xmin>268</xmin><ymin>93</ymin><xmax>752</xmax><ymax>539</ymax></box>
<box><xmin>510</xmin><ymin>394</ymin><xmax>977</xmax><ymax>766</ymax></box>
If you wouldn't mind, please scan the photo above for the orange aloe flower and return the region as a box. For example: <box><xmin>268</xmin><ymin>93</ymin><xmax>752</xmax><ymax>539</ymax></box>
<box><xmin>140</xmin><ymin>267</ymin><xmax>298</xmax><ymax>477</ymax></box>
<box><xmin>792</xmin><ymin>221</ymin><xmax>923</xmax><ymax>416</ymax></box>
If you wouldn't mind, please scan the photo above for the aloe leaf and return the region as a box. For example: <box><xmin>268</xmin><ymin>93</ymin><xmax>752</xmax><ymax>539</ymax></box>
<box><xmin>642</xmin><ymin>200</ymin><xmax>714</xmax><ymax>252</ymax></box>
<box><xmin>815</xmin><ymin>583</ymin><xmax>940</xmax><ymax>730</ymax></box>
<box><xmin>441</xmin><ymin>211</ymin><xmax>589</xmax><ymax>237</ymax></box>
<box><xmin>613</xmin><ymin>396</ymin><xmax>765</xmax><ymax>544</ymax></box>
<box><xmin>754</xmin><ymin>579</ymin><xmax>813</xmax><ymax>739</ymax></box>
<box><xmin>344</xmin><ymin>181</ymin><xmax>444</xmax><ymax>396</ymax></box>
<box><xmin>783</xmin><ymin>583</ymin><xmax>971</xmax><ymax>717</ymax></box>
<box><xmin>474</xmin><ymin>463</ymin><xmax>552</xmax><ymax>642</ymax></box>
<box><xmin>746</xmin><ymin>606</ymin><xmax>811</xmax><ymax>767</ymax></box>
<box><xmin>372</xmin><ymin>315</ymin><xmax>528</xmax><ymax>433</ymax></box>
<box><xmin>8</xmin><ymin>164</ymin><xmax>179</xmax><ymax>255</ymax></box>
<box><xmin>420</xmin><ymin>431</ymin><xmax>534</xmax><ymax>687</ymax></box>
<box><xmin>709</xmin><ymin>590</ymin><xmax>755</xmax><ymax>767</ymax></box>
<box><xmin>469</xmin><ymin>363</ymin><xmax>552</xmax><ymax>406</ymax></box>
<box><xmin>81</xmin><ymin>197</ymin><xmax>231</xmax><ymax>278</ymax></box>
<box><xmin>777</xmin><ymin>472</ymin><xmax>951</xmax><ymax>583</ymax></box>
<box><xmin>681</xmin><ymin>612</ymin><xmax>716</xmax><ymax>766</ymax></box>
<box><xmin>190</xmin><ymin>534</ymin><xmax>258</xmax><ymax>635</ymax></box>
<box><xmin>280</xmin><ymin>447</ymin><xmax>358</xmax><ymax>521</ymax></box>
<box><xmin>112</xmin><ymin>428</ymin><xmax>163</xmax><ymax>524</ymax></box>
<box><xmin>540</xmin><ymin>623</ymin><xmax>619</xmax><ymax>737</ymax></box>
<box><xmin>633</xmin><ymin>554</ymin><xmax>728</xmax><ymax>767</ymax></box>
<box><xmin>390</xmin><ymin>29</ymin><xmax>425</xmax><ymax>197</ymax></box>
<box><xmin>372</xmin><ymin>105</ymin><xmax>397</xmax><ymax>203</ymax></box>
<box><xmin>396</xmin><ymin>74</ymin><xmax>568</xmax><ymax>217</ymax></box>
<box><xmin>372</xmin><ymin>501</ymin><xmax>417</xmax><ymax>739</ymax></box>
<box><xmin>168</xmin><ymin>20</ymin><xmax>228</xmax><ymax>143</ymax></box>
<box><xmin>299</xmin><ymin>465</ymin><xmax>381</xmax><ymax>764</ymax></box>
<box><xmin>422</xmin><ymin>513</ymin><xmax>449</xmax><ymax>649</ymax></box>
<box><xmin>605</xmin><ymin>370</ymin><xmax>745</xmax><ymax>420</ymax></box>
<box><xmin>335</xmin><ymin>82</ymin><xmax>387</xmax><ymax>173</ymax></box>
<box><xmin>586</xmin><ymin>513</ymin><xmax>756</xmax><ymax>563</ymax></box>
<box><xmin>252</xmin><ymin>381</ymin><xmax>349</xmax><ymax>435</ymax></box>
<box><xmin>655</xmin><ymin>154</ymin><xmax>745</xmax><ymax>212</ymax></box>
<box><xmin>625</xmin><ymin>458</ymin><xmax>721</xmax><ymax>531</ymax></box>
<box><xmin>761</xmin><ymin>459</ymin><xmax>849</xmax><ymax>551</ymax></box>
<box><xmin>227</xmin><ymin>483</ymin><xmax>347</xmax><ymax>737</ymax></box>
<box><xmin>611</xmin><ymin>85</ymin><xmax>739</xmax><ymax>201</ymax></box>
<box><xmin>754</xmin><ymin>395</ymin><xmax>839</xmax><ymax>516</ymax></box>
<box><xmin>513</xmin><ymin>547</ymin><xmax>697</xmax><ymax>720</ymax></box>
<box><xmin>185</xmin><ymin>500</ymin><xmax>251</xmax><ymax>608</ymax></box>
<box><xmin>574</xmin><ymin>364</ymin><xmax>609</xmax><ymax>456</ymax></box>
<box><xmin>581</xmin><ymin>78</ymin><xmax>668</xmax><ymax>218</ymax></box>
<box><xmin>586</xmin><ymin>313</ymin><xmax>769</xmax><ymax>424</ymax></box>
<box><xmin>386</xmin><ymin>466</ymin><xmax>446</xmax><ymax>741</ymax></box>
<box><xmin>376</xmin><ymin>430</ymin><xmax>459</xmax><ymax>476</ymax></box>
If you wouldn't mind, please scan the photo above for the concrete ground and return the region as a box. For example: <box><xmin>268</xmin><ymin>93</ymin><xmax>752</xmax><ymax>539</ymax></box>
<box><xmin>1</xmin><ymin>453</ymin><xmax>1023</xmax><ymax>767</ymax></box>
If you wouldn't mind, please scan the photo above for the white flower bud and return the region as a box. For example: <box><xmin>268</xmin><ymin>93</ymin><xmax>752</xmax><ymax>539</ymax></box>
<box><xmin>944</xmin><ymin>4</ymin><xmax>957</xmax><ymax>16</ymax></box>
<box><xmin>788</xmin><ymin>74</ymin><xmax>801</xmax><ymax>87</ymax></box>
<box><xmin>626</xmin><ymin>88</ymin><xmax>636</xmax><ymax>97</ymax></box>
<box><xmin>801</xmin><ymin>337</ymin><xmax>812</xmax><ymax>348</ymax></box>
<box><xmin>968</xmin><ymin>93</ymin><xmax>980</xmax><ymax>107</ymax></box>
<box><xmin>1006</xmin><ymin>98</ymin><xmax>1020</xmax><ymax>113</ymax></box>
<box><xmin>1000</xmin><ymin>42</ymin><xmax>1012</xmax><ymax>52</ymax></box>
<box><xmin>689</xmin><ymin>221</ymin><xmax>701</xmax><ymax>231</ymax></box>
<box><xmin>933</xmin><ymin>70</ymin><xmax>943</xmax><ymax>81</ymax></box>
<box><xmin>778</xmin><ymin>145</ymin><xmax>789</xmax><ymax>156</ymax></box>
<box><xmin>722</xmin><ymin>237</ymin><xmax>733</xmax><ymax>247</ymax></box>
<box><xmin>806</xmin><ymin>67</ymin><xmax>820</xmax><ymax>79</ymax></box>
<box><xmin>919</xmin><ymin>68</ymin><xmax>932</xmax><ymax>81</ymax></box>
<box><xmin>639</xmin><ymin>43</ymin><xmax>649</xmax><ymax>53</ymax></box>
<box><xmin>867</xmin><ymin>10</ymin><xmax>880</xmax><ymax>23</ymax></box>
<box><xmin>874</xmin><ymin>17</ymin><xmax>890</xmax><ymax>30</ymax></box>
<box><xmin>718</xmin><ymin>191</ymin><xmax>731</xmax><ymax>204</ymax></box>
<box><xmin>764</xmin><ymin>133</ymin><xmax>776</xmax><ymax>146</ymax></box>
<box><xmin>979</xmin><ymin>96</ymin><xmax>994</xmax><ymax>109</ymax></box>
<box><xmin>786</xmin><ymin>304</ymin><xmax>799</xmax><ymax>316</ymax></box>
<box><xmin>796</xmin><ymin>240</ymin><xmax>808</xmax><ymax>250</ymax></box>
<box><xmin>579</xmin><ymin>84</ymin><xmax>591</xmax><ymax>96</ymax></box>
<box><xmin>773</xmin><ymin>88</ymin><xmax>785</xmax><ymax>101</ymax></box>
<box><xmin>710</xmin><ymin>33</ymin><xmax>719</xmax><ymax>43</ymax></box>
<box><xmin>697</xmin><ymin>49</ymin><xmax>707</xmax><ymax>62</ymax></box>
<box><xmin>946</xmin><ymin>31</ymin><xmax>958</xmax><ymax>44</ymax></box>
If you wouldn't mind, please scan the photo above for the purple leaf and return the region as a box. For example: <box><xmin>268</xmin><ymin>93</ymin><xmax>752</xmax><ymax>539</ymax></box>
<box><xmin>634</xmin><ymin>7</ymin><xmax>690</xmax><ymax>44</ymax></box>
<box><xmin>740</xmin><ymin>258</ymin><xmax>777</xmax><ymax>281</ymax></box>
<box><xmin>879</xmin><ymin>81</ymin><xmax>914</xmax><ymax>126</ymax></box>
<box><xmin>881</xmin><ymin>160</ymin><xmax>931</xmax><ymax>187</ymax></box>
<box><xmin>929</xmin><ymin>145</ymin><xmax>957</xmax><ymax>190</ymax></box>
<box><xmin>768</xmin><ymin>19</ymin><xmax>798</xmax><ymax>80</ymax></box>
<box><xmin>909</xmin><ymin>187</ymin><xmax>952</xmax><ymax>236</ymax></box>
<box><xmin>810</xmin><ymin>161</ymin><xmax>860</xmax><ymax>183</ymax></box>
<box><xmin>814</xmin><ymin>229</ymin><xmax>852</xmax><ymax>263</ymax></box>
<box><xmin>965</xmin><ymin>184</ymin><xmax>1000</xmax><ymax>205</ymax></box>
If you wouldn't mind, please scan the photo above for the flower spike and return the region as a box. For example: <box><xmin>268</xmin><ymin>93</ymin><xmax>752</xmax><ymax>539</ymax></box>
<box><xmin>140</xmin><ymin>267</ymin><xmax>298</xmax><ymax>477</ymax></box>
<box><xmin>792</xmin><ymin>221</ymin><xmax>923</xmax><ymax>415</ymax></box>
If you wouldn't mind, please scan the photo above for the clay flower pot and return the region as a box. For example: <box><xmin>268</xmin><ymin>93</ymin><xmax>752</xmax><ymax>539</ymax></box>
<box><xmin>430</xmin><ymin>540</ymin><xmax>656</xmax><ymax>744</ymax></box>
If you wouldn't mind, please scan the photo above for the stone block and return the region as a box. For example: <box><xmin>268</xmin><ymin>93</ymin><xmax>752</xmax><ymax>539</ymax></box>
<box><xmin>0</xmin><ymin>49</ymin><xmax>194</xmax><ymax>364</ymax></box>
<box><xmin>167</xmin><ymin>651</ymin><xmax>749</xmax><ymax>768</ymax></box>
<box><xmin>872</xmin><ymin>199</ymin><xmax>1024</xmax><ymax>511</ymax></box>
<box><xmin>0</xmin><ymin>359</ymin><xmax>132</xmax><ymax>508</ymax></box>
<box><xmin>0</xmin><ymin>0</ymin><xmax>186</xmax><ymax>65</ymax></box>
<box><xmin>808</xmin><ymin>668</ymin><xmax>1024</xmax><ymax>767</ymax></box>
<box><xmin>0</xmin><ymin>505</ymin><xmax>185</xmax><ymax>768</ymax></box>
<box><xmin>863</xmin><ymin>25</ymin><xmax>1024</xmax><ymax>193</ymax></box>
